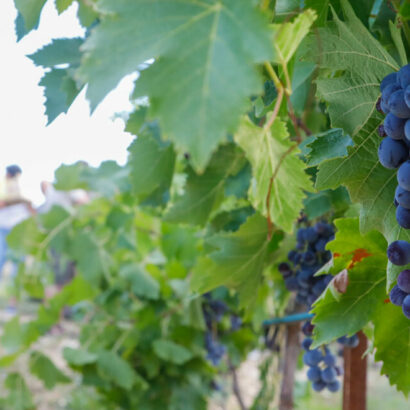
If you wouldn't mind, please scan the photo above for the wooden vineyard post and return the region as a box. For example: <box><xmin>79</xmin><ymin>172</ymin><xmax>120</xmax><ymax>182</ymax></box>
<box><xmin>343</xmin><ymin>331</ymin><xmax>367</xmax><ymax>410</ymax></box>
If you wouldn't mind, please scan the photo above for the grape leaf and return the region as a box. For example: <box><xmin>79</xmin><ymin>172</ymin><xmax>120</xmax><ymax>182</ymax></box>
<box><xmin>29</xmin><ymin>351</ymin><xmax>70</xmax><ymax>389</ymax></box>
<box><xmin>14</xmin><ymin>0</ymin><xmax>46</xmax><ymax>32</ymax></box>
<box><xmin>77</xmin><ymin>0</ymin><xmax>273</xmax><ymax>171</ymax></box>
<box><xmin>119</xmin><ymin>264</ymin><xmax>160</xmax><ymax>300</ymax></box>
<box><xmin>56</xmin><ymin>0</ymin><xmax>74</xmax><ymax>13</ymax></box>
<box><xmin>2</xmin><ymin>373</ymin><xmax>34</xmax><ymax>410</ymax></box>
<box><xmin>152</xmin><ymin>340</ymin><xmax>193</xmax><ymax>365</ymax></box>
<box><xmin>312</xmin><ymin>218</ymin><xmax>387</xmax><ymax>346</ymax></box>
<box><xmin>191</xmin><ymin>213</ymin><xmax>272</xmax><ymax>306</ymax></box>
<box><xmin>235</xmin><ymin>118</ymin><xmax>312</xmax><ymax>232</ymax></box>
<box><xmin>373</xmin><ymin>303</ymin><xmax>410</xmax><ymax>395</ymax></box>
<box><xmin>54</xmin><ymin>162</ymin><xmax>89</xmax><ymax>191</ymax></box>
<box><xmin>127</xmin><ymin>125</ymin><xmax>175</xmax><ymax>200</ymax></box>
<box><xmin>29</xmin><ymin>38</ymin><xmax>84</xmax><ymax>67</ymax></box>
<box><xmin>165</xmin><ymin>144</ymin><xmax>244</xmax><ymax>226</ymax></box>
<box><xmin>272</xmin><ymin>9</ymin><xmax>316</xmax><ymax>64</ymax></box>
<box><xmin>63</xmin><ymin>347</ymin><xmax>97</xmax><ymax>366</ymax></box>
<box><xmin>39</xmin><ymin>69</ymin><xmax>82</xmax><ymax>124</ymax></box>
<box><xmin>97</xmin><ymin>350</ymin><xmax>145</xmax><ymax>390</ymax></box>
<box><xmin>304</xmin><ymin>128</ymin><xmax>353</xmax><ymax>167</ymax></box>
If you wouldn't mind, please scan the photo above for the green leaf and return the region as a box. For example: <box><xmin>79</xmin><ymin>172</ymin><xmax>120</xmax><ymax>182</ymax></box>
<box><xmin>63</xmin><ymin>347</ymin><xmax>98</xmax><ymax>366</ymax></box>
<box><xmin>40</xmin><ymin>69</ymin><xmax>82</xmax><ymax>124</ymax></box>
<box><xmin>305</xmin><ymin>0</ymin><xmax>398</xmax><ymax>135</ymax></box>
<box><xmin>152</xmin><ymin>340</ymin><xmax>193</xmax><ymax>365</ymax></box>
<box><xmin>191</xmin><ymin>213</ymin><xmax>273</xmax><ymax>306</ymax></box>
<box><xmin>373</xmin><ymin>303</ymin><xmax>410</xmax><ymax>395</ymax></box>
<box><xmin>14</xmin><ymin>0</ymin><xmax>46</xmax><ymax>32</ymax></box>
<box><xmin>29</xmin><ymin>351</ymin><xmax>70</xmax><ymax>389</ymax></box>
<box><xmin>56</xmin><ymin>0</ymin><xmax>75</xmax><ymax>13</ymax></box>
<box><xmin>272</xmin><ymin>9</ymin><xmax>316</xmax><ymax>64</ymax></box>
<box><xmin>312</xmin><ymin>218</ymin><xmax>387</xmax><ymax>346</ymax></box>
<box><xmin>389</xmin><ymin>20</ymin><xmax>407</xmax><ymax>66</ymax></box>
<box><xmin>7</xmin><ymin>218</ymin><xmax>46</xmax><ymax>255</ymax></box>
<box><xmin>304</xmin><ymin>128</ymin><xmax>353</xmax><ymax>167</ymax></box>
<box><xmin>54</xmin><ymin>162</ymin><xmax>89</xmax><ymax>191</ymax></box>
<box><xmin>119</xmin><ymin>264</ymin><xmax>160</xmax><ymax>300</ymax></box>
<box><xmin>71</xmin><ymin>232</ymin><xmax>109</xmax><ymax>282</ymax></box>
<box><xmin>128</xmin><ymin>125</ymin><xmax>175</xmax><ymax>199</ymax></box>
<box><xmin>29</xmin><ymin>38</ymin><xmax>83</xmax><ymax>67</ymax></box>
<box><xmin>165</xmin><ymin>144</ymin><xmax>244</xmax><ymax>226</ymax></box>
<box><xmin>78</xmin><ymin>0</ymin><xmax>273</xmax><ymax>171</ymax></box>
<box><xmin>235</xmin><ymin>118</ymin><xmax>312</xmax><ymax>232</ymax></box>
<box><xmin>2</xmin><ymin>373</ymin><xmax>34</xmax><ymax>410</ymax></box>
<box><xmin>97</xmin><ymin>350</ymin><xmax>144</xmax><ymax>390</ymax></box>
<box><xmin>305</xmin><ymin>0</ymin><xmax>329</xmax><ymax>26</ymax></box>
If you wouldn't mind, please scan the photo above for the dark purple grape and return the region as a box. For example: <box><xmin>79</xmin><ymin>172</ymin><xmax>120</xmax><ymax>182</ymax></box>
<box><xmin>398</xmin><ymin>65</ymin><xmax>410</xmax><ymax>89</ymax></box>
<box><xmin>380</xmin><ymin>72</ymin><xmax>398</xmax><ymax>92</ymax></box>
<box><xmin>305</xmin><ymin>227</ymin><xmax>318</xmax><ymax>243</ymax></box>
<box><xmin>376</xmin><ymin>98</ymin><xmax>384</xmax><ymax>114</ymax></box>
<box><xmin>302</xmin><ymin>338</ymin><xmax>313</xmax><ymax>351</ymax></box>
<box><xmin>278</xmin><ymin>262</ymin><xmax>292</xmax><ymax>277</ymax></box>
<box><xmin>315</xmin><ymin>238</ymin><xmax>327</xmax><ymax>252</ymax></box>
<box><xmin>384</xmin><ymin>113</ymin><xmax>405</xmax><ymax>139</ymax></box>
<box><xmin>398</xmin><ymin>161</ymin><xmax>410</xmax><ymax>191</ymax></box>
<box><xmin>388</xmin><ymin>240</ymin><xmax>410</xmax><ymax>266</ymax></box>
<box><xmin>402</xmin><ymin>295</ymin><xmax>410</xmax><ymax>319</ymax></box>
<box><xmin>302</xmin><ymin>321</ymin><xmax>314</xmax><ymax>337</ymax></box>
<box><xmin>390</xmin><ymin>285</ymin><xmax>407</xmax><ymax>306</ymax></box>
<box><xmin>284</xmin><ymin>276</ymin><xmax>299</xmax><ymax>291</ymax></box>
<box><xmin>378</xmin><ymin>125</ymin><xmax>387</xmax><ymax>138</ymax></box>
<box><xmin>303</xmin><ymin>349</ymin><xmax>323</xmax><ymax>366</ymax></box>
<box><xmin>327</xmin><ymin>380</ymin><xmax>341</xmax><ymax>392</ymax></box>
<box><xmin>321</xmin><ymin>367</ymin><xmax>337</xmax><ymax>383</ymax></box>
<box><xmin>396</xmin><ymin>205</ymin><xmax>410</xmax><ymax>229</ymax></box>
<box><xmin>297</xmin><ymin>228</ymin><xmax>307</xmax><ymax>243</ymax></box>
<box><xmin>389</xmin><ymin>90</ymin><xmax>410</xmax><ymax>118</ymax></box>
<box><xmin>395</xmin><ymin>186</ymin><xmax>410</xmax><ymax>209</ymax></box>
<box><xmin>302</xmin><ymin>251</ymin><xmax>317</xmax><ymax>266</ymax></box>
<box><xmin>307</xmin><ymin>366</ymin><xmax>321</xmax><ymax>382</ymax></box>
<box><xmin>312</xmin><ymin>380</ymin><xmax>326</xmax><ymax>392</ymax></box>
<box><xmin>378</xmin><ymin>138</ymin><xmax>408</xmax><ymax>169</ymax></box>
<box><xmin>397</xmin><ymin>270</ymin><xmax>410</xmax><ymax>293</ymax></box>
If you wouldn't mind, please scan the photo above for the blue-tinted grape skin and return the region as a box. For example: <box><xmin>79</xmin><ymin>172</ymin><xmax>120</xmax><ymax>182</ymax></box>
<box><xmin>402</xmin><ymin>295</ymin><xmax>410</xmax><ymax>319</ymax></box>
<box><xmin>388</xmin><ymin>90</ymin><xmax>410</xmax><ymax>118</ymax></box>
<box><xmin>398</xmin><ymin>65</ymin><xmax>410</xmax><ymax>89</ymax></box>
<box><xmin>390</xmin><ymin>285</ymin><xmax>408</xmax><ymax>306</ymax></box>
<box><xmin>302</xmin><ymin>338</ymin><xmax>313</xmax><ymax>351</ymax></box>
<box><xmin>382</xmin><ymin>83</ymin><xmax>401</xmax><ymax>108</ymax></box>
<box><xmin>384</xmin><ymin>113</ymin><xmax>406</xmax><ymax>140</ymax></box>
<box><xmin>405</xmin><ymin>84</ymin><xmax>410</xmax><ymax>109</ymax></box>
<box><xmin>395</xmin><ymin>186</ymin><xmax>410</xmax><ymax>209</ymax></box>
<box><xmin>398</xmin><ymin>161</ymin><xmax>410</xmax><ymax>191</ymax></box>
<box><xmin>405</xmin><ymin>120</ymin><xmax>410</xmax><ymax>142</ymax></box>
<box><xmin>307</xmin><ymin>366</ymin><xmax>321</xmax><ymax>382</ymax></box>
<box><xmin>312</xmin><ymin>380</ymin><xmax>326</xmax><ymax>392</ymax></box>
<box><xmin>397</xmin><ymin>270</ymin><xmax>410</xmax><ymax>293</ymax></box>
<box><xmin>387</xmin><ymin>240</ymin><xmax>410</xmax><ymax>266</ymax></box>
<box><xmin>323</xmin><ymin>353</ymin><xmax>336</xmax><ymax>367</ymax></box>
<box><xmin>378</xmin><ymin>138</ymin><xmax>408</xmax><ymax>169</ymax></box>
<box><xmin>327</xmin><ymin>380</ymin><xmax>341</xmax><ymax>392</ymax></box>
<box><xmin>303</xmin><ymin>349</ymin><xmax>323</xmax><ymax>366</ymax></box>
<box><xmin>321</xmin><ymin>367</ymin><xmax>337</xmax><ymax>383</ymax></box>
<box><xmin>381</xmin><ymin>72</ymin><xmax>398</xmax><ymax>92</ymax></box>
<box><xmin>396</xmin><ymin>206</ymin><xmax>410</xmax><ymax>229</ymax></box>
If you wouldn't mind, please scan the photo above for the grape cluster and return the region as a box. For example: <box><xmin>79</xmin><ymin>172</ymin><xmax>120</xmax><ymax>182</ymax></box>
<box><xmin>279</xmin><ymin>221</ymin><xmax>334</xmax><ymax>307</ymax></box>
<box><xmin>377</xmin><ymin>66</ymin><xmax>410</xmax><ymax>229</ymax></box>
<box><xmin>387</xmin><ymin>241</ymin><xmax>410</xmax><ymax>319</ymax></box>
<box><xmin>301</xmin><ymin>322</ymin><xmax>342</xmax><ymax>392</ymax></box>
<box><xmin>202</xmin><ymin>293</ymin><xmax>242</xmax><ymax>365</ymax></box>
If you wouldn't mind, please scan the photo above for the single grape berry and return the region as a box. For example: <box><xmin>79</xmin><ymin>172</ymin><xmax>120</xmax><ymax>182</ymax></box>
<box><xmin>382</xmin><ymin>83</ymin><xmax>401</xmax><ymax>108</ymax></box>
<box><xmin>327</xmin><ymin>380</ymin><xmax>341</xmax><ymax>392</ymax></box>
<box><xmin>302</xmin><ymin>321</ymin><xmax>315</xmax><ymax>337</ymax></box>
<box><xmin>323</xmin><ymin>353</ymin><xmax>336</xmax><ymax>367</ymax></box>
<box><xmin>397</xmin><ymin>270</ymin><xmax>410</xmax><ymax>293</ymax></box>
<box><xmin>302</xmin><ymin>338</ymin><xmax>313</xmax><ymax>351</ymax></box>
<box><xmin>390</xmin><ymin>285</ymin><xmax>408</xmax><ymax>306</ymax></box>
<box><xmin>387</xmin><ymin>240</ymin><xmax>410</xmax><ymax>265</ymax></box>
<box><xmin>388</xmin><ymin>90</ymin><xmax>410</xmax><ymax>118</ymax></box>
<box><xmin>321</xmin><ymin>367</ymin><xmax>337</xmax><ymax>383</ymax></box>
<box><xmin>402</xmin><ymin>294</ymin><xmax>410</xmax><ymax>319</ymax></box>
<box><xmin>398</xmin><ymin>161</ymin><xmax>410</xmax><ymax>191</ymax></box>
<box><xmin>303</xmin><ymin>349</ymin><xmax>323</xmax><ymax>366</ymax></box>
<box><xmin>398</xmin><ymin>65</ymin><xmax>410</xmax><ymax>89</ymax></box>
<box><xmin>396</xmin><ymin>206</ymin><xmax>410</xmax><ymax>229</ymax></box>
<box><xmin>278</xmin><ymin>262</ymin><xmax>292</xmax><ymax>278</ymax></box>
<box><xmin>384</xmin><ymin>113</ymin><xmax>405</xmax><ymax>140</ymax></box>
<box><xmin>380</xmin><ymin>72</ymin><xmax>398</xmax><ymax>92</ymax></box>
<box><xmin>395</xmin><ymin>186</ymin><xmax>410</xmax><ymax>209</ymax></box>
<box><xmin>378</xmin><ymin>138</ymin><xmax>408</xmax><ymax>169</ymax></box>
<box><xmin>312</xmin><ymin>380</ymin><xmax>326</xmax><ymax>392</ymax></box>
<box><xmin>307</xmin><ymin>366</ymin><xmax>321</xmax><ymax>382</ymax></box>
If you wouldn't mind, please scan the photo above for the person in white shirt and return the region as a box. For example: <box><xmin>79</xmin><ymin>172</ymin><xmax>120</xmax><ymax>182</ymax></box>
<box><xmin>0</xmin><ymin>165</ymin><xmax>33</xmax><ymax>275</ymax></box>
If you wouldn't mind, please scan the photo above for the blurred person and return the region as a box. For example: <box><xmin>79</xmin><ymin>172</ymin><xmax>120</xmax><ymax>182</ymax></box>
<box><xmin>0</xmin><ymin>165</ymin><xmax>34</xmax><ymax>277</ymax></box>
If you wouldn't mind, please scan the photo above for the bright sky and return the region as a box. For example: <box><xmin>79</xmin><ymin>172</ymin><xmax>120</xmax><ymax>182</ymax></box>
<box><xmin>0</xmin><ymin>0</ymin><xmax>135</xmax><ymax>205</ymax></box>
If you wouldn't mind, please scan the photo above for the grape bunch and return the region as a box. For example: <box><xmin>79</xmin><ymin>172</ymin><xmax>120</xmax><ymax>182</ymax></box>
<box><xmin>202</xmin><ymin>293</ymin><xmax>242</xmax><ymax>365</ymax></box>
<box><xmin>278</xmin><ymin>220</ymin><xmax>334</xmax><ymax>307</ymax></box>
<box><xmin>301</xmin><ymin>321</ymin><xmax>342</xmax><ymax>392</ymax></box>
<box><xmin>377</xmin><ymin>65</ymin><xmax>410</xmax><ymax>229</ymax></box>
<box><xmin>387</xmin><ymin>241</ymin><xmax>410</xmax><ymax>319</ymax></box>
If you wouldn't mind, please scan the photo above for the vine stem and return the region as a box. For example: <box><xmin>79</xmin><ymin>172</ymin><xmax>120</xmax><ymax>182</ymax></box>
<box><xmin>228</xmin><ymin>359</ymin><xmax>247</xmax><ymax>410</ymax></box>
